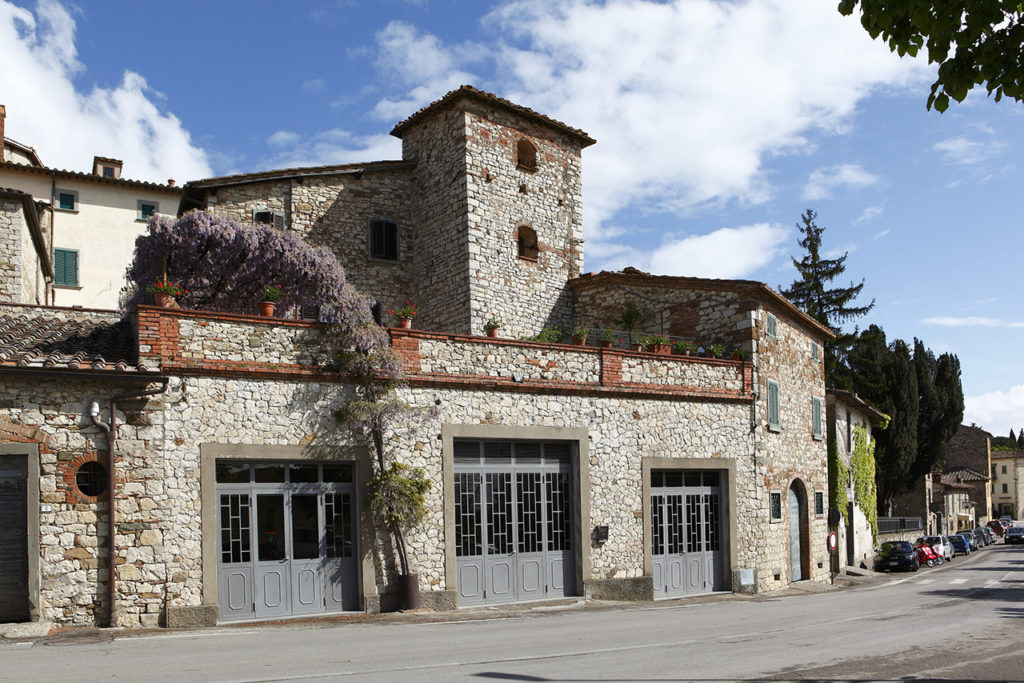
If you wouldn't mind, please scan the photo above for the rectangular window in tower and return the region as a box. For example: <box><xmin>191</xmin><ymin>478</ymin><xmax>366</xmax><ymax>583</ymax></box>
<box><xmin>369</xmin><ymin>219</ymin><xmax>398</xmax><ymax>260</ymax></box>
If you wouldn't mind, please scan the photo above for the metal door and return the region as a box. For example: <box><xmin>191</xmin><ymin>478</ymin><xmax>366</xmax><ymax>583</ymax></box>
<box><xmin>454</xmin><ymin>441</ymin><xmax>574</xmax><ymax>606</ymax></box>
<box><xmin>0</xmin><ymin>455</ymin><xmax>28</xmax><ymax>623</ymax></box>
<box><xmin>788</xmin><ymin>486</ymin><xmax>803</xmax><ymax>581</ymax></box>
<box><xmin>254</xmin><ymin>493</ymin><xmax>290</xmax><ymax>618</ymax></box>
<box><xmin>651</xmin><ymin>470</ymin><xmax>723</xmax><ymax>598</ymax></box>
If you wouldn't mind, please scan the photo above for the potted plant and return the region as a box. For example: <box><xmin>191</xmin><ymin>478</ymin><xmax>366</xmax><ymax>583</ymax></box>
<box><xmin>572</xmin><ymin>324</ymin><xmax>589</xmax><ymax>345</ymax></box>
<box><xmin>631</xmin><ymin>334</ymin><xmax>650</xmax><ymax>352</ymax></box>
<box><xmin>647</xmin><ymin>334</ymin><xmax>670</xmax><ymax>354</ymax></box>
<box><xmin>600</xmin><ymin>326</ymin><xmax>615</xmax><ymax>348</ymax></box>
<box><xmin>367</xmin><ymin>462</ymin><xmax>432</xmax><ymax>610</ymax></box>
<box><xmin>259</xmin><ymin>284</ymin><xmax>282</xmax><ymax>317</ymax></box>
<box><xmin>615</xmin><ymin>302</ymin><xmax>642</xmax><ymax>349</ymax></box>
<box><xmin>146</xmin><ymin>279</ymin><xmax>186</xmax><ymax>308</ymax></box>
<box><xmin>484</xmin><ymin>316</ymin><xmax>501</xmax><ymax>338</ymax></box>
<box><xmin>730</xmin><ymin>346</ymin><xmax>751</xmax><ymax>361</ymax></box>
<box><xmin>672</xmin><ymin>339</ymin><xmax>696</xmax><ymax>356</ymax></box>
<box><xmin>707</xmin><ymin>343</ymin><xmax>726</xmax><ymax>359</ymax></box>
<box><xmin>388</xmin><ymin>300</ymin><xmax>417</xmax><ymax>329</ymax></box>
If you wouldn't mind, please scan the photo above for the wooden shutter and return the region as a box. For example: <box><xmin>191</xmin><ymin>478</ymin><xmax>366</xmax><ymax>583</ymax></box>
<box><xmin>767</xmin><ymin>381</ymin><xmax>780</xmax><ymax>429</ymax></box>
<box><xmin>812</xmin><ymin>398</ymin><xmax>822</xmax><ymax>438</ymax></box>
<box><xmin>54</xmin><ymin>249</ymin><xmax>78</xmax><ymax>286</ymax></box>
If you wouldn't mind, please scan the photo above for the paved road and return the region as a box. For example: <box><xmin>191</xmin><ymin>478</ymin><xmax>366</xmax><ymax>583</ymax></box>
<box><xmin>3</xmin><ymin>545</ymin><xmax>1022</xmax><ymax>682</ymax></box>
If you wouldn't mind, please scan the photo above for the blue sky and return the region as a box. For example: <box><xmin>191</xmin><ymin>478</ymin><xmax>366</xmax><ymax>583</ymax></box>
<box><xmin>2</xmin><ymin>0</ymin><xmax>1023</xmax><ymax>437</ymax></box>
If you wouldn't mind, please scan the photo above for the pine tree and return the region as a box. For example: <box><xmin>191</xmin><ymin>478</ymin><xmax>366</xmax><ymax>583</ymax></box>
<box><xmin>780</xmin><ymin>209</ymin><xmax>874</xmax><ymax>386</ymax></box>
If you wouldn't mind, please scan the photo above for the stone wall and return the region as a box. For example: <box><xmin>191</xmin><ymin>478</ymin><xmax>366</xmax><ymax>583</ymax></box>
<box><xmin>0</xmin><ymin>197</ymin><xmax>24</xmax><ymax>302</ymax></box>
<box><xmin>204</xmin><ymin>167</ymin><xmax>417</xmax><ymax>320</ymax></box>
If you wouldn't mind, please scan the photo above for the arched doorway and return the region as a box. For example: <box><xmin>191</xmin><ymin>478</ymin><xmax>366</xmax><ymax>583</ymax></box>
<box><xmin>788</xmin><ymin>480</ymin><xmax>809</xmax><ymax>582</ymax></box>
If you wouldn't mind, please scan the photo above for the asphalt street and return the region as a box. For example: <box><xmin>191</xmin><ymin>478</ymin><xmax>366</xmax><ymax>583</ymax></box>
<box><xmin>2</xmin><ymin>544</ymin><xmax>1022</xmax><ymax>682</ymax></box>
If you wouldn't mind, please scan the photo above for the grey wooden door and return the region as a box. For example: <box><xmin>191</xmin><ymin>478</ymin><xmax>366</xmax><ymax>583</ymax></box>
<box><xmin>788</xmin><ymin>486</ymin><xmax>803</xmax><ymax>581</ymax></box>
<box><xmin>651</xmin><ymin>470</ymin><xmax>723</xmax><ymax>598</ymax></box>
<box><xmin>454</xmin><ymin>441</ymin><xmax>574</xmax><ymax>606</ymax></box>
<box><xmin>0</xmin><ymin>455</ymin><xmax>28</xmax><ymax>623</ymax></box>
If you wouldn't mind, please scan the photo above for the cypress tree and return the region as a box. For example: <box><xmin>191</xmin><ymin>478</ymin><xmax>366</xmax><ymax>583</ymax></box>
<box><xmin>780</xmin><ymin>209</ymin><xmax>874</xmax><ymax>386</ymax></box>
<box><xmin>1018</xmin><ymin>430</ymin><xmax>1024</xmax><ymax>449</ymax></box>
<box><xmin>1011</xmin><ymin>428</ymin><xmax>1018</xmax><ymax>444</ymax></box>
<box><xmin>911</xmin><ymin>340</ymin><xmax>964</xmax><ymax>480</ymax></box>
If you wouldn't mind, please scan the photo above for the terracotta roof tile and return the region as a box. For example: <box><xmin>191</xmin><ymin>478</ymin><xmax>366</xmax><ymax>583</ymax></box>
<box><xmin>0</xmin><ymin>306</ymin><xmax>153</xmax><ymax>374</ymax></box>
<box><xmin>0</xmin><ymin>160</ymin><xmax>180</xmax><ymax>193</ymax></box>
<box><xmin>390</xmin><ymin>85</ymin><xmax>596</xmax><ymax>148</ymax></box>
<box><xmin>183</xmin><ymin>159</ymin><xmax>414</xmax><ymax>190</ymax></box>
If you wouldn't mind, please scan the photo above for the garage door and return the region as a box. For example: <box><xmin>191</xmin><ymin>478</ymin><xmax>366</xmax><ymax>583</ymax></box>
<box><xmin>0</xmin><ymin>455</ymin><xmax>29</xmax><ymax>623</ymax></box>
<box><xmin>454</xmin><ymin>440</ymin><xmax>575</xmax><ymax>606</ymax></box>
<box><xmin>651</xmin><ymin>470</ymin><xmax>724</xmax><ymax>598</ymax></box>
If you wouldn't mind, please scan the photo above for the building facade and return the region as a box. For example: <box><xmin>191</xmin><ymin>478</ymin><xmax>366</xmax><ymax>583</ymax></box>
<box><xmin>991</xmin><ymin>450</ymin><xmax>1023</xmax><ymax>519</ymax></box>
<box><xmin>1</xmin><ymin>88</ymin><xmax>832</xmax><ymax>629</ymax></box>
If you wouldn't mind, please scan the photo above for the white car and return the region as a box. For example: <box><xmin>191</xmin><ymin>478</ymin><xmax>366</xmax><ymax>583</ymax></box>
<box><xmin>918</xmin><ymin>535</ymin><xmax>954</xmax><ymax>562</ymax></box>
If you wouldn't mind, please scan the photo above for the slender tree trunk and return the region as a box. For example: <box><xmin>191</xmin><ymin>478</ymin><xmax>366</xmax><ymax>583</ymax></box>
<box><xmin>370</xmin><ymin>424</ymin><xmax>410</xmax><ymax>574</ymax></box>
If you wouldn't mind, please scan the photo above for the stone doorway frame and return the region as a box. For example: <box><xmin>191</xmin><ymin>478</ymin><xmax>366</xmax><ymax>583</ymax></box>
<box><xmin>0</xmin><ymin>443</ymin><xmax>40</xmax><ymax>623</ymax></box>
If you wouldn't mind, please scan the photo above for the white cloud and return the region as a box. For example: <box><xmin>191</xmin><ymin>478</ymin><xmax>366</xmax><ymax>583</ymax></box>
<box><xmin>261</xmin><ymin>131</ymin><xmax>402</xmax><ymax>170</ymax></box>
<box><xmin>871</xmin><ymin>229</ymin><xmax>890</xmax><ymax>240</ymax></box>
<box><xmin>853</xmin><ymin>205</ymin><xmax>883</xmax><ymax>225</ymax></box>
<box><xmin>267</xmin><ymin>131</ymin><xmax>300</xmax><ymax>147</ymax></box>
<box><xmin>922</xmin><ymin>316</ymin><xmax>1024</xmax><ymax>329</ymax></box>
<box><xmin>302</xmin><ymin>78</ymin><xmax>325</xmax><ymax>92</ymax></box>
<box><xmin>933</xmin><ymin>136</ymin><xmax>1004</xmax><ymax>166</ymax></box>
<box><xmin>803</xmin><ymin>164</ymin><xmax>881</xmax><ymax>200</ymax></box>
<box><xmin>646</xmin><ymin>223</ymin><xmax>790</xmax><ymax>278</ymax></box>
<box><xmin>965</xmin><ymin>385</ymin><xmax>1024</xmax><ymax>437</ymax></box>
<box><xmin>0</xmin><ymin>0</ymin><xmax>211</xmax><ymax>183</ymax></box>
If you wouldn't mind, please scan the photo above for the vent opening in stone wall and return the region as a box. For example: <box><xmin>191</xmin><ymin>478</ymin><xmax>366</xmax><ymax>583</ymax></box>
<box><xmin>516</xmin><ymin>139</ymin><xmax>538</xmax><ymax>172</ymax></box>
<box><xmin>75</xmin><ymin>460</ymin><xmax>108</xmax><ymax>497</ymax></box>
<box><xmin>517</xmin><ymin>225</ymin><xmax>538</xmax><ymax>261</ymax></box>
<box><xmin>254</xmin><ymin>210</ymin><xmax>285</xmax><ymax>231</ymax></box>
<box><xmin>369</xmin><ymin>219</ymin><xmax>398</xmax><ymax>260</ymax></box>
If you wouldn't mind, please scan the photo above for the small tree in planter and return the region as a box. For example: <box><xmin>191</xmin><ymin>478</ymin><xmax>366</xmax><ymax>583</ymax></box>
<box><xmin>367</xmin><ymin>462</ymin><xmax>431</xmax><ymax>603</ymax></box>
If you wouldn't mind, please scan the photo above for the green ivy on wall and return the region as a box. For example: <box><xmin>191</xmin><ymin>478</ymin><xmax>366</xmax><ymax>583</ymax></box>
<box><xmin>827</xmin><ymin>437</ymin><xmax>848</xmax><ymax>523</ymax></box>
<box><xmin>851</xmin><ymin>425</ymin><xmax>878</xmax><ymax>544</ymax></box>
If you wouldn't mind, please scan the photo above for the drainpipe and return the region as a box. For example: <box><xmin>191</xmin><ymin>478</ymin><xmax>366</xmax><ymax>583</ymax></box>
<box><xmin>89</xmin><ymin>378</ymin><xmax>169</xmax><ymax>628</ymax></box>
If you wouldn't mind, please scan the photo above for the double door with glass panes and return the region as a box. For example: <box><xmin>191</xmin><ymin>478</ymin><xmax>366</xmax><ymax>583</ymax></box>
<box><xmin>651</xmin><ymin>470</ymin><xmax>724</xmax><ymax>598</ymax></box>
<box><xmin>216</xmin><ymin>462</ymin><xmax>358</xmax><ymax>621</ymax></box>
<box><xmin>454</xmin><ymin>440</ymin><xmax>575</xmax><ymax>606</ymax></box>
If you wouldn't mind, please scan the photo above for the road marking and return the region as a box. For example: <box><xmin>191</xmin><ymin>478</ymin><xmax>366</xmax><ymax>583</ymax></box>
<box><xmin>918</xmin><ymin>579</ymin><xmax>934</xmax><ymax>584</ymax></box>
<box><xmin>1000</xmin><ymin>571</ymin><xmax>1014</xmax><ymax>582</ymax></box>
<box><xmin>949</xmin><ymin>578</ymin><xmax>968</xmax><ymax>585</ymax></box>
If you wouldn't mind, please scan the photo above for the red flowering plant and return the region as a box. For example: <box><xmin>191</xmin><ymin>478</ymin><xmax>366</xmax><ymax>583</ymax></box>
<box><xmin>145</xmin><ymin>280</ymin><xmax>187</xmax><ymax>297</ymax></box>
<box><xmin>387</xmin><ymin>300</ymin><xmax>416</xmax><ymax>323</ymax></box>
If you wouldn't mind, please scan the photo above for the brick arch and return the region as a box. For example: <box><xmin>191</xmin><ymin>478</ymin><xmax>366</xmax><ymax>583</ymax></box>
<box><xmin>788</xmin><ymin>477</ymin><xmax>811</xmax><ymax>581</ymax></box>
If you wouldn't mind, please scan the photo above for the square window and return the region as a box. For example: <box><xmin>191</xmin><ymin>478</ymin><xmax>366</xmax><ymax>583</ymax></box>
<box><xmin>770</xmin><ymin>492</ymin><xmax>782</xmax><ymax>521</ymax></box>
<box><xmin>253</xmin><ymin>210</ymin><xmax>285</xmax><ymax>230</ymax></box>
<box><xmin>53</xmin><ymin>248</ymin><xmax>79</xmax><ymax>287</ymax></box>
<box><xmin>57</xmin><ymin>190</ymin><xmax>77</xmax><ymax>211</ymax></box>
<box><xmin>814</xmin><ymin>491</ymin><xmax>824</xmax><ymax>516</ymax></box>
<box><xmin>138</xmin><ymin>200</ymin><xmax>158</xmax><ymax>220</ymax></box>
<box><xmin>369</xmin><ymin>219</ymin><xmax>398</xmax><ymax>260</ymax></box>
<box><xmin>766</xmin><ymin>313</ymin><xmax>777</xmax><ymax>338</ymax></box>
<box><xmin>767</xmin><ymin>380</ymin><xmax>780</xmax><ymax>431</ymax></box>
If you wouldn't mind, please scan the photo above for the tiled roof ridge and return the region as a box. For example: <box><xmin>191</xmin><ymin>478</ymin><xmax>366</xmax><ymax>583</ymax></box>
<box><xmin>0</xmin><ymin>160</ymin><xmax>180</xmax><ymax>193</ymax></box>
<box><xmin>390</xmin><ymin>85</ymin><xmax>596</xmax><ymax>147</ymax></box>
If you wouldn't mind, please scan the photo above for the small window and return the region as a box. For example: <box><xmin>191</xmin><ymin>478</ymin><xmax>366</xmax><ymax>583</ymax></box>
<box><xmin>369</xmin><ymin>219</ymin><xmax>398</xmax><ymax>260</ymax></box>
<box><xmin>102</xmin><ymin>166</ymin><xmax>115</xmax><ymax>178</ymax></box>
<box><xmin>254</xmin><ymin>210</ymin><xmax>286</xmax><ymax>231</ymax></box>
<box><xmin>767</xmin><ymin>380</ymin><xmax>780</xmax><ymax>431</ymax></box>
<box><xmin>770</xmin><ymin>492</ymin><xmax>782</xmax><ymax>521</ymax></box>
<box><xmin>517</xmin><ymin>225</ymin><xmax>539</xmax><ymax>260</ymax></box>
<box><xmin>766</xmin><ymin>313</ymin><xmax>777</xmax><ymax>338</ymax></box>
<box><xmin>53</xmin><ymin>248</ymin><xmax>79</xmax><ymax>287</ymax></box>
<box><xmin>811</xmin><ymin>341</ymin><xmax>820</xmax><ymax>361</ymax></box>
<box><xmin>1004</xmin><ymin>484</ymin><xmax>1009</xmax><ymax>494</ymax></box>
<box><xmin>516</xmin><ymin>139</ymin><xmax>538</xmax><ymax>172</ymax></box>
<box><xmin>814</xmin><ymin>491</ymin><xmax>824</xmax><ymax>516</ymax></box>
<box><xmin>56</xmin><ymin>190</ymin><xmax>77</xmax><ymax>211</ymax></box>
<box><xmin>299</xmin><ymin>304</ymin><xmax>321</xmax><ymax>321</ymax></box>
<box><xmin>137</xmin><ymin>200</ymin><xmax>158</xmax><ymax>220</ymax></box>
<box><xmin>1002</xmin><ymin>465</ymin><xmax>1007</xmax><ymax>474</ymax></box>
<box><xmin>76</xmin><ymin>461</ymin><xmax>108</xmax><ymax>497</ymax></box>
<box><xmin>812</xmin><ymin>397</ymin><xmax>823</xmax><ymax>440</ymax></box>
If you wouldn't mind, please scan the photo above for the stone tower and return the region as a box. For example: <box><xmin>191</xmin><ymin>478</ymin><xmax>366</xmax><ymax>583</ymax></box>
<box><xmin>392</xmin><ymin>87</ymin><xmax>595</xmax><ymax>337</ymax></box>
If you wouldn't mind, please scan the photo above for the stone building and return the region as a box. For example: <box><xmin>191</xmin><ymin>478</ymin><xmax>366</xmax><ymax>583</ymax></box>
<box><xmin>0</xmin><ymin>87</ymin><xmax>832</xmax><ymax>629</ymax></box>
<box><xmin>945</xmin><ymin>424</ymin><xmax>993</xmax><ymax>525</ymax></box>
<box><xmin>0</xmin><ymin>105</ymin><xmax>181</xmax><ymax>309</ymax></box>
<box><xmin>991</xmin><ymin>450</ymin><xmax>1023</xmax><ymax>520</ymax></box>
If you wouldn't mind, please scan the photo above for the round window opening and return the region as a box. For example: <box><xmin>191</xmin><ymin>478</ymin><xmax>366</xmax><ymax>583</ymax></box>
<box><xmin>76</xmin><ymin>461</ymin><xmax>108</xmax><ymax>497</ymax></box>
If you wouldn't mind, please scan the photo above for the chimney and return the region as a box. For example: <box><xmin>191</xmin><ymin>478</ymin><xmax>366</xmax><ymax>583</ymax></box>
<box><xmin>0</xmin><ymin>104</ymin><xmax>6</xmax><ymax>155</ymax></box>
<box><xmin>167</xmin><ymin>179</ymin><xmax>175</xmax><ymax>187</ymax></box>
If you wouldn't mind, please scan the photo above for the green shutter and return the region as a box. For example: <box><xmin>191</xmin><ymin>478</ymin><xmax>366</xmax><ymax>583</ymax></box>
<box><xmin>767</xmin><ymin>381</ymin><xmax>779</xmax><ymax>429</ymax></box>
<box><xmin>812</xmin><ymin>398</ymin><xmax>822</xmax><ymax>438</ymax></box>
<box><xmin>54</xmin><ymin>248</ymin><xmax>78</xmax><ymax>286</ymax></box>
<box><xmin>766</xmin><ymin>313</ymin><xmax>777</xmax><ymax>338</ymax></box>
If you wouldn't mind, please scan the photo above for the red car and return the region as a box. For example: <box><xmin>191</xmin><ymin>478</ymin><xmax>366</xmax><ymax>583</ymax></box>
<box><xmin>987</xmin><ymin>520</ymin><xmax>1006</xmax><ymax>536</ymax></box>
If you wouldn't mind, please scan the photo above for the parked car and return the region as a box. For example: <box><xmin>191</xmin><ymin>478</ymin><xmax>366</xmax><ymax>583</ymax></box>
<box><xmin>918</xmin><ymin>535</ymin><xmax>954</xmax><ymax>562</ymax></box>
<box><xmin>980</xmin><ymin>526</ymin><xmax>996</xmax><ymax>545</ymax></box>
<box><xmin>876</xmin><ymin>541</ymin><xmax>919</xmax><ymax>572</ymax></box>
<box><xmin>948</xmin><ymin>534</ymin><xmax>971</xmax><ymax>556</ymax></box>
<box><xmin>987</xmin><ymin>520</ymin><xmax>1006</xmax><ymax>536</ymax></box>
<box><xmin>1006</xmin><ymin>526</ymin><xmax>1024</xmax><ymax>545</ymax></box>
<box><xmin>957</xmin><ymin>531</ymin><xmax>979</xmax><ymax>551</ymax></box>
<box><xmin>1000</xmin><ymin>515</ymin><xmax>1013</xmax><ymax>526</ymax></box>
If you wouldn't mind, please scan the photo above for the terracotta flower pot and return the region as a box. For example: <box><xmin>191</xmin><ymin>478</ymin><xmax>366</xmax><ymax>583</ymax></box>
<box><xmin>600</xmin><ymin>340</ymin><xmax>613</xmax><ymax>348</ymax></box>
<box><xmin>154</xmin><ymin>293</ymin><xmax>174</xmax><ymax>308</ymax></box>
<box><xmin>653</xmin><ymin>343</ymin><xmax>671</xmax><ymax>354</ymax></box>
<box><xmin>258</xmin><ymin>301</ymin><xmax>276</xmax><ymax>317</ymax></box>
<box><xmin>486</xmin><ymin>328</ymin><xmax>499</xmax><ymax>338</ymax></box>
<box><xmin>630</xmin><ymin>343</ymin><xmax>643</xmax><ymax>352</ymax></box>
<box><xmin>398</xmin><ymin>318</ymin><xmax>412</xmax><ymax>329</ymax></box>
<box><xmin>572</xmin><ymin>334</ymin><xmax>587</xmax><ymax>345</ymax></box>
